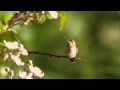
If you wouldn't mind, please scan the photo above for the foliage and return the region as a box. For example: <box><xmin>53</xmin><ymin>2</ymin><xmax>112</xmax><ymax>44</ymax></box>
<box><xmin>0</xmin><ymin>11</ymin><xmax>67</xmax><ymax>79</ymax></box>
<box><xmin>1</xmin><ymin>11</ymin><xmax>120</xmax><ymax>79</ymax></box>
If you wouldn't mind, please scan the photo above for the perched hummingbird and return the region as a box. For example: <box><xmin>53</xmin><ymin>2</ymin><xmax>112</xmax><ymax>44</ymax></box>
<box><xmin>64</xmin><ymin>37</ymin><xmax>78</xmax><ymax>63</ymax></box>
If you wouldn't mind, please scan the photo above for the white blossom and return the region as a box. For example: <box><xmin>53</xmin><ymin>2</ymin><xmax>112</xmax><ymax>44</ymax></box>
<box><xmin>4</xmin><ymin>40</ymin><xmax>19</xmax><ymax>50</ymax></box>
<box><xmin>29</xmin><ymin>65</ymin><xmax>35</xmax><ymax>72</ymax></box>
<box><xmin>34</xmin><ymin>66</ymin><xmax>44</xmax><ymax>78</ymax></box>
<box><xmin>19</xmin><ymin>71</ymin><xmax>27</xmax><ymax>79</ymax></box>
<box><xmin>19</xmin><ymin>44</ymin><xmax>28</xmax><ymax>56</ymax></box>
<box><xmin>10</xmin><ymin>53</ymin><xmax>24</xmax><ymax>66</ymax></box>
<box><xmin>25</xmin><ymin>73</ymin><xmax>33</xmax><ymax>79</ymax></box>
<box><xmin>48</xmin><ymin>11</ymin><xmax>58</xmax><ymax>19</ymax></box>
<box><xmin>29</xmin><ymin>65</ymin><xmax>44</xmax><ymax>78</ymax></box>
<box><xmin>19</xmin><ymin>71</ymin><xmax>33</xmax><ymax>79</ymax></box>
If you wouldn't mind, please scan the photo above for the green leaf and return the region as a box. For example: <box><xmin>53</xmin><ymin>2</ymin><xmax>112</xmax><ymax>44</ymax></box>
<box><xmin>0</xmin><ymin>21</ymin><xmax>5</xmax><ymax>34</ymax></box>
<box><xmin>58</xmin><ymin>11</ymin><xmax>67</xmax><ymax>31</ymax></box>
<box><xmin>38</xmin><ymin>15</ymin><xmax>47</xmax><ymax>24</ymax></box>
<box><xmin>46</xmin><ymin>13</ymin><xmax>53</xmax><ymax>20</ymax></box>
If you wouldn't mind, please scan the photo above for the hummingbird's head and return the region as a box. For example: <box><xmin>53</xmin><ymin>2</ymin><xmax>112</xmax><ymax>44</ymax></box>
<box><xmin>67</xmin><ymin>39</ymin><xmax>76</xmax><ymax>48</ymax></box>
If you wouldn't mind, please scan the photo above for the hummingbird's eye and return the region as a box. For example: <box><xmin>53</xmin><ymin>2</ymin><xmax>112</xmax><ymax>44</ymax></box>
<box><xmin>71</xmin><ymin>40</ymin><xmax>74</xmax><ymax>43</ymax></box>
<box><xmin>69</xmin><ymin>40</ymin><xmax>74</xmax><ymax>43</ymax></box>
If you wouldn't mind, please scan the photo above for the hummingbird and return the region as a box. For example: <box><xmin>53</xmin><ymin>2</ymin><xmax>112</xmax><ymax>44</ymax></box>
<box><xmin>64</xmin><ymin>37</ymin><xmax>78</xmax><ymax>63</ymax></box>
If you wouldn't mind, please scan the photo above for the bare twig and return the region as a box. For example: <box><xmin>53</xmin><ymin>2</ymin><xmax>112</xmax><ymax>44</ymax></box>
<box><xmin>28</xmin><ymin>51</ymin><xmax>68</xmax><ymax>58</ymax></box>
<box><xmin>2</xmin><ymin>11</ymin><xmax>25</xmax><ymax>34</ymax></box>
<box><xmin>7</xmin><ymin>11</ymin><xmax>24</xmax><ymax>27</ymax></box>
<box><xmin>11</xmin><ymin>31</ymin><xmax>20</xmax><ymax>43</ymax></box>
<box><xmin>15</xmin><ymin>18</ymin><xmax>24</xmax><ymax>22</ymax></box>
<box><xmin>28</xmin><ymin>51</ymin><xmax>87</xmax><ymax>62</ymax></box>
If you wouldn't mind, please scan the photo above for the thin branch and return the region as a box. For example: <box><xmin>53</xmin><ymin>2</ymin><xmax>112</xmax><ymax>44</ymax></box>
<box><xmin>28</xmin><ymin>51</ymin><xmax>87</xmax><ymax>62</ymax></box>
<box><xmin>28</xmin><ymin>51</ymin><xmax>69</xmax><ymax>58</ymax></box>
<box><xmin>0</xmin><ymin>42</ymin><xmax>6</xmax><ymax>47</ymax></box>
<box><xmin>15</xmin><ymin>18</ymin><xmax>24</xmax><ymax>23</ymax></box>
<box><xmin>7</xmin><ymin>11</ymin><xmax>23</xmax><ymax>25</ymax></box>
<box><xmin>11</xmin><ymin>31</ymin><xmax>20</xmax><ymax>43</ymax></box>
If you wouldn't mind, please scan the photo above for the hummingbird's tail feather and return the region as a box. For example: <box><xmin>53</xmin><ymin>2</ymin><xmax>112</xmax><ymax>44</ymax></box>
<box><xmin>69</xmin><ymin>57</ymin><xmax>87</xmax><ymax>63</ymax></box>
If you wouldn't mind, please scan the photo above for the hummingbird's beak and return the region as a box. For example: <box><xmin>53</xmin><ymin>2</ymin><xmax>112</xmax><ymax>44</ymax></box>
<box><xmin>67</xmin><ymin>40</ymin><xmax>71</xmax><ymax>43</ymax></box>
<box><xmin>64</xmin><ymin>37</ymin><xmax>69</xmax><ymax>40</ymax></box>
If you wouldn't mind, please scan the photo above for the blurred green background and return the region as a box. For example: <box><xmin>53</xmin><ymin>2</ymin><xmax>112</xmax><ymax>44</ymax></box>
<box><xmin>0</xmin><ymin>11</ymin><xmax>120</xmax><ymax>79</ymax></box>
